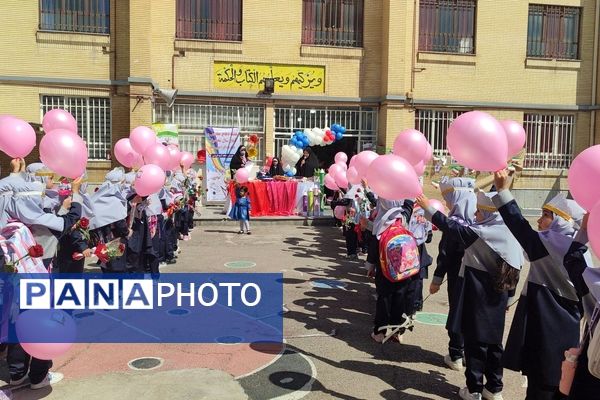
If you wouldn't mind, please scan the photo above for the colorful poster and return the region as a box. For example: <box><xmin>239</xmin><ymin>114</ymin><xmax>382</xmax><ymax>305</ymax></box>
<box><xmin>152</xmin><ymin>123</ymin><xmax>179</xmax><ymax>146</ymax></box>
<box><xmin>214</xmin><ymin>61</ymin><xmax>325</xmax><ymax>93</ymax></box>
<box><xmin>205</xmin><ymin>127</ymin><xmax>240</xmax><ymax>202</ymax></box>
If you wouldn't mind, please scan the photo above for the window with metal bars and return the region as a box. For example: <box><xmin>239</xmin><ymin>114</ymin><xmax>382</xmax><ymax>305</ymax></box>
<box><xmin>418</xmin><ymin>0</ymin><xmax>476</xmax><ymax>54</ymax></box>
<box><xmin>415</xmin><ymin>109</ymin><xmax>465</xmax><ymax>157</ymax></box>
<box><xmin>527</xmin><ymin>4</ymin><xmax>580</xmax><ymax>60</ymax></box>
<box><xmin>41</xmin><ymin>96</ymin><xmax>112</xmax><ymax>160</ymax></box>
<box><xmin>176</xmin><ymin>0</ymin><xmax>242</xmax><ymax>41</ymax></box>
<box><xmin>523</xmin><ymin>114</ymin><xmax>574</xmax><ymax>170</ymax></box>
<box><xmin>273</xmin><ymin>106</ymin><xmax>377</xmax><ymax>158</ymax></box>
<box><xmin>39</xmin><ymin>0</ymin><xmax>110</xmax><ymax>34</ymax></box>
<box><xmin>302</xmin><ymin>0</ymin><xmax>364</xmax><ymax>48</ymax></box>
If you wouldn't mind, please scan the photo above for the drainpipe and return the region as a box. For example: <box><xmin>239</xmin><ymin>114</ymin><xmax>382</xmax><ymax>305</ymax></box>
<box><xmin>591</xmin><ymin>0</ymin><xmax>599</xmax><ymax>146</ymax></box>
<box><xmin>411</xmin><ymin>0</ymin><xmax>417</xmax><ymax>93</ymax></box>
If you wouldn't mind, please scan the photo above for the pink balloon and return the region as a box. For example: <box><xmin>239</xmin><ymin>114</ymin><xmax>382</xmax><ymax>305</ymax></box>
<box><xmin>324</xmin><ymin>174</ymin><xmax>338</xmax><ymax>191</ymax></box>
<box><xmin>423</xmin><ymin>142</ymin><xmax>433</xmax><ymax>163</ymax></box>
<box><xmin>588</xmin><ymin>201</ymin><xmax>600</xmax><ymax>258</ymax></box>
<box><xmin>334</xmin><ymin>169</ymin><xmax>349</xmax><ymax>189</ymax></box>
<box><xmin>349</xmin><ymin>155</ymin><xmax>358</xmax><ymax>169</ymax></box>
<box><xmin>16</xmin><ymin>310</ymin><xmax>76</xmax><ymax>360</ymax></box>
<box><xmin>167</xmin><ymin>145</ymin><xmax>181</xmax><ymax>171</ymax></box>
<box><xmin>429</xmin><ymin>199</ymin><xmax>446</xmax><ymax>214</ymax></box>
<box><xmin>366</xmin><ymin>154</ymin><xmax>423</xmax><ymax>200</ymax></box>
<box><xmin>568</xmin><ymin>145</ymin><xmax>600</xmax><ymax>211</ymax></box>
<box><xmin>354</xmin><ymin>151</ymin><xmax>379</xmax><ymax>179</ymax></box>
<box><xmin>114</xmin><ymin>138</ymin><xmax>142</xmax><ymax>168</ymax></box>
<box><xmin>393</xmin><ymin>129</ymin><xmax>429</xmax><ymax>165</ymax></box>
<box><xmin>40</xmin><ymin>129</ymin><xmax>88</xmax><ymax>178</ymax></box>
<box><xmin>130</xmin><ymin>126</ymin><xmax>157</xmax><ymax>155</ymax></box>
<box><xmin>21</xmin><ymin>343</ymin><xmax>73</xmax><ymax>361</ymax></box>
<box><xmin>413</xmin><ymin>160</ymin><xmax>426</xmax><ymax>176</ymax></box>
<box><xmin>0</xmin><ymin>117</ymin><xmax>37</xmax><ymax>158</ymax></box>
<box><xmin>143</xmin><ymin>143</ymin><xmax>171</xmax><ymax>171</ymax></box>
<box><xmin>334</xmin><ymin>152</ymin><xmax>348</xmax><ymax>164</ymax></box>
<box><xmin>180</xmin><ymin>151</ymin><xmax>195</xmax><ymax>170</ymax></box>
<box><xmin>42</xmin><ymin>109</ymin><xmax>78</xmax><ymax>134</ymax></box>
<box><xmin>328</xmin><ymin>164</ymin><xmax>344</xmax><ymax>177</ymax></box>
<box><xmin>134</xmin><ymin>164</ymin><xmax>166</xmax><ymax>196</ymax></box>
<box><xmin>447</xmin><ymin>111</ymin><xmax>508</xmax><ymax>172</ymax></box>
<box><xmin>500</xmin><ymin>120</ymin><xmax>527</xmax><ymax>158</ymax></box>
<box><xmin>346</xmin><ymin>166</ymin><xmax>361</xmax><ymax>185</ymax></box>
<box><xmin>235</xmin><ymin>168</ymin><xmax>249</xmax><ymax>183</ymax></box>
<box><xmin>334</xmin><ymin>205</ymin><xmax>346</xmax><ymax>220</ymax></box>
<box><xmin>335</xmin><ymin>161</ymin><xmax>347</xmax><ymax>171</ymax></box>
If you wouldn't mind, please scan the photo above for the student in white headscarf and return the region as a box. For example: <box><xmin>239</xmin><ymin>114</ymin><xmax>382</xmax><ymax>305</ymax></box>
<box><xmin>6</xmin><ymin>177</ymin><xmax>83</xmax><ymax>269</ymax></box>
<box><xmin>417</xmin><ymin>190</ymin><xmax>524</xmax><ymax>400</ymax></box>
<box><xmin>493</xmin><ymin>170</ymin><xmax>593</xmax><ymax>400</ymax></box>
<box><xmin>430</xmin><ymin>177</ymin><xmax>477</xmax><ymax>371</ymax></box>
<box><xmin>90</xmin><ymin>168</ymin><xmax>129</xmax><ymax>272</ymax></box>
<box><xmin>366</xmin><ymin>197</ymin><xmax>416</xmax><ymax>343</ymax></box>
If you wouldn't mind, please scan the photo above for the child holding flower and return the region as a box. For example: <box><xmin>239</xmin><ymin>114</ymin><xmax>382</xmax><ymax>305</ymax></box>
<box><xmin>57</xmin><ymin>217</ymin><xmax>91</xmax><ymax>273</ymax></box>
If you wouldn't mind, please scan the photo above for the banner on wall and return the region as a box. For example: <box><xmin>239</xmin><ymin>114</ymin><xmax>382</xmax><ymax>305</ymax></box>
<box><xmin>204</xmin><ymin>127</ymin><xmax>240</xmax><ymax>203</ymax></box>
<box><xmin>152</xmin><ymin>123</ymin><xmax>179</xmax><ymax>146</ymax></box>
<box><xmin>214</xmin><ymin>61</ymin><xmax>325</xmax><ymax>93</ymax></box>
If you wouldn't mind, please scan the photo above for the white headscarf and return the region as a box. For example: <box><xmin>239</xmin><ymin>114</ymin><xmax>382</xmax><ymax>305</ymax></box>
<box><xmin>440</xmin><ymin>177</ymin><xmax>476</xmax><ymax>226</ymax></box>
<box><xmin>469</xmin><ymin>192</ymin><xmax>524</xmax><ymax>270</ymax></box>
<box><xmin>372</xmin><ymin>198</ymin><xmax>406</xmax><ymax>239</ymax></box>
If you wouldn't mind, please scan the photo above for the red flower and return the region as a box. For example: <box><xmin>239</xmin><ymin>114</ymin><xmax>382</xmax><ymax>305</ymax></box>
<box><xmin>28</xmin><ymin>245</ymin><xmax>44</xmax><ymax>258</ymax></box>
<box><xmin>118</xmin><ymin>243</ymin><xmax>125</xmax><ymax>253</ymax></box>
<box><xmin>78</xmin><ymin>217</ymin><xmax>90</xmax><ymax>229</ymax></box>
<box><xmin>249</xmin><ymin>134</ymin><xmax>259</xmax><ymax>145</ymax></box>
<box><xmin>94</xmin><ymin>243</ymin><xmax>110</xmax><ymax>264</ymax></box>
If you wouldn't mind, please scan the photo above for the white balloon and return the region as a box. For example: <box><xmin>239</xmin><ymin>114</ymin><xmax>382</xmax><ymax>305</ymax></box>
<box><xmin>292</xmin><ymin>167</ymin><xmax>297</xmax><ymax>175</ymax></box>
<box><xmin>283</xmin><ymin>164</ymin><xmax>291</xmax><ymax>172</ymax></box>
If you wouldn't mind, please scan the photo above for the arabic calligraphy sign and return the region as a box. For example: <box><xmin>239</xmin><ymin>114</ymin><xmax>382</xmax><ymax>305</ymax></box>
<box><xmin>214</xmin><ymin>62</ymin><xmax>325</xmax><ymax>93</ymax></box>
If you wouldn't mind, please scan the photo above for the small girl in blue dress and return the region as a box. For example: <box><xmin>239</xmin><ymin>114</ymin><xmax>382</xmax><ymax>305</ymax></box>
<box><xmin>229</xmin><ymin>185</ymin><xmax>251</xmax><ymax>234</ymax></box>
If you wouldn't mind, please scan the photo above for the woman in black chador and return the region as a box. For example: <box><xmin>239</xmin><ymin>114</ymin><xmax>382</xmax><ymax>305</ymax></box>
<box><xmin>295</xmin><ymin>147</ymin><xmax>319</xmax><ymax>178</ymax></box>
<box><xmin>268</xmin><ymin>157</ymin><xmax>284</xmax><ymax>176</ymax></box>
<box><xmin>229</xmin><ymin>146</ymin><xmax>248</xmax><ymax>178</ymax></box>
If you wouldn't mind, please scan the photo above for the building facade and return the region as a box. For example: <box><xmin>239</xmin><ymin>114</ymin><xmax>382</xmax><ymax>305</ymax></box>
<box><xmin>1</xmin><ymin>0</ymin><xmax>599</xmax><ymax>207</ymax></box>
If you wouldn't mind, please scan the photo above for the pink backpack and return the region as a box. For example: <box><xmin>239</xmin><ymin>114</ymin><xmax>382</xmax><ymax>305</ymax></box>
<box><xmin>378</xmin><ymin>219</ymin><xmax>420</xmax><ymax>282</ymax></box>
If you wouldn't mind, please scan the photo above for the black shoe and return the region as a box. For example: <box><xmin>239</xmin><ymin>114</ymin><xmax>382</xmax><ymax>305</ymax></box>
<box><xmin>247</xmin><ymin>231</ymin><xmax>252</xmax><ymax>235</ymax></box>
<box><xmin>238</xmin><ymin>231</ymin><xmax>244</xmax><ymax>234</ymax></box>
<box><xmin>166</xmin><ymin>259</ymin><xmax>177</xmax><ymax>265</ymax></box>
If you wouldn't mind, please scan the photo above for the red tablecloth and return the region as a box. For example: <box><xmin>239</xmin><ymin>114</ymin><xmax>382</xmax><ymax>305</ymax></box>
<box><xmin>229</xmin><ymin>180</ymin><xmax>298</xmax><ymax>217</ymax></box>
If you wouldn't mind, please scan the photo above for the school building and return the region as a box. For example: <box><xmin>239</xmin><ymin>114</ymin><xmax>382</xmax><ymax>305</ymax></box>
<box><xmin>0</xmin><ymin>0</ymin><xmax>599</xmax><ymax>208</ymax></box>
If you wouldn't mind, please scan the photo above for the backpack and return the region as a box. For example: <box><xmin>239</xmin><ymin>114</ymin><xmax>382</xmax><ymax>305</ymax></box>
<box><xmin>378</xmin><ymin>219</ymin><xmax>420</xmax><ymax>283</ymax></box>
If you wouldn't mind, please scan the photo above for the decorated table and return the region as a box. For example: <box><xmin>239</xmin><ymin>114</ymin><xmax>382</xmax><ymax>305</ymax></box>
<box><xmin>228</xmin><ymin>179</ymin><xmax>321</xmax><ymax>217</ymax></box>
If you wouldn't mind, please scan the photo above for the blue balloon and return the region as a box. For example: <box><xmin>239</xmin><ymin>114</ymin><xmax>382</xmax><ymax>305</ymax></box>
<box><xmin>339</xmin><ymin>126</ymin><xmax>346</xmax><ymax>134</ymax></box>
<box><xmin>285</xmin><ymin>171</ymin><xmax>294</xmax><ymax>177</ymax></box>
<box><xmin>335</xmin><ymin>133</ymin><xmax>343</xmax><ymax>141</ymax></box>
<box><xmin>302</xmin><ymin>137</ymin><xmax>310</xmax><ymax>145</ymax></box>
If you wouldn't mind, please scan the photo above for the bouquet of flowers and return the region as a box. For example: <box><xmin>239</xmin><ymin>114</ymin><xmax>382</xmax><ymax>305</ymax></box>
<box><xmin>72</xmin><ymin>238</ymin><xmax>125</xmax><ymax>263</ymax></box>
<box><xmin>5</xmin><ymin>244</ymin><xmax>44</xmax><ymax>273</ymax></box>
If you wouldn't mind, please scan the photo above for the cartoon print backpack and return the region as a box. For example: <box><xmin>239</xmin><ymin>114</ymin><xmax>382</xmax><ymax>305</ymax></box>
<box><xmin>378</xmin><ymin>217</ymin><xmax>420</xmax><ymax>283</ymax></box>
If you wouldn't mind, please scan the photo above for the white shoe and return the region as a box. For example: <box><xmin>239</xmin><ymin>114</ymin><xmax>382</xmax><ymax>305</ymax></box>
<box><xmin>459</xmin><ymin>387</ymin><xmax>482</xmax><ymax>400</ymax></box>
<box><xmin>482</xmin><ymin>388</ymin><xmax>503</xmax><ymax>400</ymax></box>
<box><xmin>9</xmin><ymin>375</ymin><xmax>28</xmax><ymax>386</ymax></box>
<box><xmin>159</xmin><ymin>262</ymin><xmax>167</xmax><ymax>268</ymax></box>
<box><xmin>30</xmin><ymin>372</ymin><xmax>63</xmax><ymax>390</ymax></box>
<box><xmin>444</xmin><ymin>354</ymin><xmax>464</xmax><ymax>371</ymax></box>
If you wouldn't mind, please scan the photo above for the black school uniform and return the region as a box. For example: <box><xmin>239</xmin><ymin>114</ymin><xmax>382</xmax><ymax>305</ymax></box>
<box><xmin>427</xmin><ymin>209</ymin><xmax>517</xmax><ymax>395</ymax></box>
<box><xmin>369</xmin><ymin>200</ymin><xmax>418</xmax><ymax>336</ymax></box>
<box><xmin>493</xmin><ymin>191</ymin><xmax>584</xmax><ymax>399</ymax></box>
<box><xmin>56</xmin><ymin>228</ymin><xmax>88</xmax><ymax>273</ymax></box>
<box><xmin>563</xmin><ymin>237</ymin><xmax>600</xmax><ymax>399</ymax></box>
<box><xmin>127</xmin><ymin>196</ymin><xmax>158</xmax><ymax>276</ymax></box>
<box><xmin>433</xmin><ymin>230</ymin><xmax>467</xmax><ymax>361</ymax></box>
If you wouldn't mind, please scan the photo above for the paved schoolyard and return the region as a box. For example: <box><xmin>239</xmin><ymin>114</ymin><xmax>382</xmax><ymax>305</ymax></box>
<box><xmin>0</xmin><ymin>222</ymin><xmax>533</xmax><ymax>400</ymax></box>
